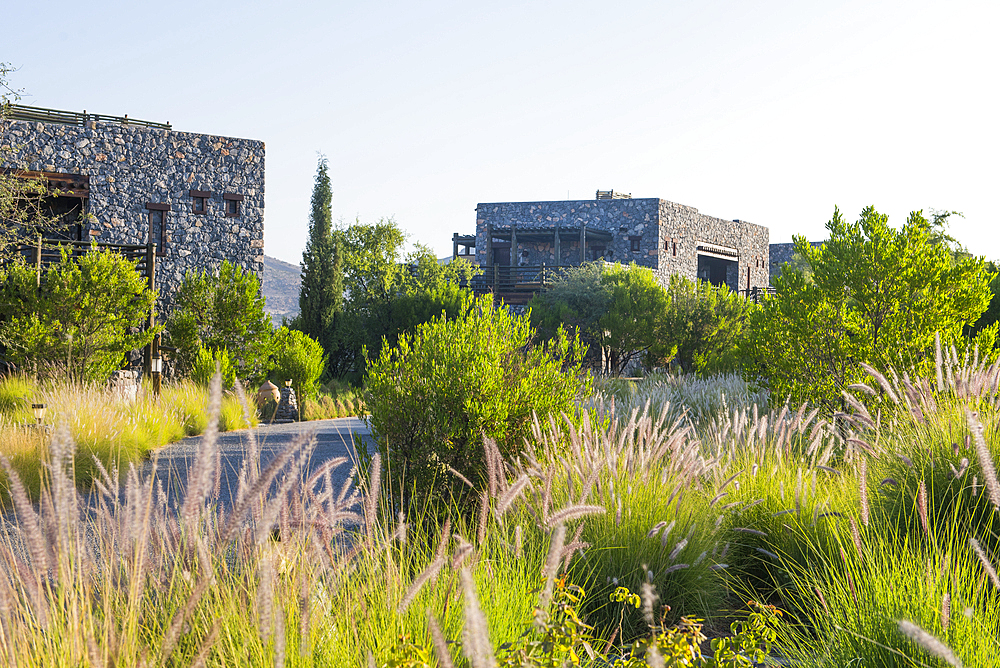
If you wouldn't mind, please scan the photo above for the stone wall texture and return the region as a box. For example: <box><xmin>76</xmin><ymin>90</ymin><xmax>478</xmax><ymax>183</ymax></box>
<box><xmin>768</xmin><ymin>241</ymin><xmax>824</xmax><ymax>284</ymax></box>
<box><xmin>475</xmin><ymin>198</ymin><xmax>770</xmax><ymax>293</ymax></box>
<box><xmin>2</xmin><ymin>117</ymin><xmax>265</xmax><ymax>311</ymax></box>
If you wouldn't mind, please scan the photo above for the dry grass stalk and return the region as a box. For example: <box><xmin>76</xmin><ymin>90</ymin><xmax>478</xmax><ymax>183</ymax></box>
<box><xmin>427</xmin><ymin>612</ymin><xmax>455</xmax><ymax>668</ymax></box>
<box><xmin>965</xmin><ymin>409</ymin><xmax>1000</xmax><ymax>510</ymax></box>
<box><xmin>460</xmin><ymin>566</ymin><xmax>497</xmax><ymax>668</ymax></box>
<box><xmin>969</xmin><ymin>537</ymin><xmax>1000</xmax><ymax>590</ymax></box>
<box><xmin>896</xmin><ymin>620</ymin><xmax>963</xmax><ymax>668</ymax></box>
<box><xmin>535</xmin><ymin>523</ymin><xmax>566</xmax><ymax>629</ymax></box>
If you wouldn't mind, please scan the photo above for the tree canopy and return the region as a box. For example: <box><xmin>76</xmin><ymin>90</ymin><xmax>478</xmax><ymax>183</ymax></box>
<box><xmin>743</xmin><ymin>206</ymin><xmax>995</xmax><ymax>412</ymax></box>
<box><xmin>297</xmin><ymin>155</ymin><xmax>344</xmax><ymax>374</ymax></box>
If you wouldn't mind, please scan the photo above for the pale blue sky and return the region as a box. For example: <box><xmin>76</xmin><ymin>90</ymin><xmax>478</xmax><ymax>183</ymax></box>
<box><xmin>6</xmin><ymin>0</ymin><xmax>998</xmax><ymax>265</ymax></box>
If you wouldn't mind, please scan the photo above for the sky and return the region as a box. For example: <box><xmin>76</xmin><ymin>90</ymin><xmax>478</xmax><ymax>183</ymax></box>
<box><xmin>5</xmin><ymin>0</ymin><xmax>999</xmax><ymax>266</ymax></box>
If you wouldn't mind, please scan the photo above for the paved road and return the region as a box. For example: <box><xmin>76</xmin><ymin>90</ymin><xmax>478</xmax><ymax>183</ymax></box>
<box><xmin>142</xmin><ymin>417</ymin><xmax>376</xmax><ymax>509</ymax></box>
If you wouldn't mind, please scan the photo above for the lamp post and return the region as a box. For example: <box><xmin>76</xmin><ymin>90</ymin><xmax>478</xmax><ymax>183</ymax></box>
<box><xmin>31</xmin><ymin>403</ymin><xmax>46</xmax><ymax>426</ymax></box>
<box><xmin>151</xmin><ymin>355</ymin><xmax>162</xmax><ymax>397</ymax></box>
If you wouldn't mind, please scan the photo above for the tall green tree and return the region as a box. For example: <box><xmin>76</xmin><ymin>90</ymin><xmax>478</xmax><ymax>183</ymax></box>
<box><xmin>655</xmin><ymin>275</ymin><xmax>749</xmax><ymax>374</ymax></box>
<box><xmin>166</xmin><ymin>261</ymin><xmax>273</xmax><ymax>385</ymax></box>
<box><xmin>742</xmin><ymin>206</ymin><xmax>995</xmax><ymax>412</ymax></box>
<box><xmin>329</xmin><ymin>218</ymin><xmax>479</xmax><ymax>381</ymax></box>
<box><xmin>297</xmin><ymin>155</ymin><xmax>344</xmax><ymax>370</ymax></box>
<box><xmin>530</xmin><ymin>262</ymin><xmax>669</xmax><ymax>376</ymax></box>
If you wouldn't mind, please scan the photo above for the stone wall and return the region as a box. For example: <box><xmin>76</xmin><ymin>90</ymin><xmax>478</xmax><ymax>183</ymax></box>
<box><xmin>475</xmin><ymin>199</ymin><xmax>663</xmax><ymax>268</ymax></box>
<box><xmin>475</xmin><ymin>197</ymin><xmax>770</xmax><ymax>292</ymax></box>
<box><xmin>768</xmin><ymin>241</ymin><xmax>823</xmax><ymax>284</ymax></box>
<box><xmin>2</xmin><ymin>117</ymin><xmax>265</xmax><ymax>311</ymax></box>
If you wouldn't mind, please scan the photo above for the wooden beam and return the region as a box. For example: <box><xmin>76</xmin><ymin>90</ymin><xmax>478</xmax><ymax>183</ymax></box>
<box><xmin>510</xmin><ymin>224</ymin><xmax>518</xmax><ymax>267</ymax></box>
<box><xmin>554</xmin><ymin>224</ymin><xmax>560</xmax><ymax>264</ymax></box>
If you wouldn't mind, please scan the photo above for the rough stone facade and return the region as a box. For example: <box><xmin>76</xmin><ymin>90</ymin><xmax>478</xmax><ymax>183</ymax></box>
<box><xmin>1</xmin><ymin>114</ymin><xmax>265</xmax><ymax>310</ymax></box>
<box><xmin>474</xmin><ymin>197</ymin><xmax>769</xmax><ymax>293</ymax></box>
<box><xmin>768</xmin><ymin>241</ymin><xmax>824</xmax><ymax>284</ymax></box>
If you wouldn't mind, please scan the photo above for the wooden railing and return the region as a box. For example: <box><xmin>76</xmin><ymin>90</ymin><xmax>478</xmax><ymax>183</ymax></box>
<box><xmin>471</xmin><ymin>264</ymin><xmax>577</xmax><ymax>295</ymax></box>
<box><xmin>3</xmin><ymin>103</ymin><xmax>172</xmax><ymax>130</ymax></box>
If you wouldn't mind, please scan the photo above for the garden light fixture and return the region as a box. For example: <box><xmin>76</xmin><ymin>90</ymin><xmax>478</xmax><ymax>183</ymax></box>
<box><xmin>31</xmin><ymin>403</ymin><xmax>46</xmax><ymax>425</ymax></box>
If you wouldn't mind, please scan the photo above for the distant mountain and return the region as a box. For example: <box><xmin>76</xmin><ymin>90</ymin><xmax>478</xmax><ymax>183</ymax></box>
<box><xmin>261</xmin><ymin>255</ymin><xmax>301</xmax><ymax>326</ymax></box>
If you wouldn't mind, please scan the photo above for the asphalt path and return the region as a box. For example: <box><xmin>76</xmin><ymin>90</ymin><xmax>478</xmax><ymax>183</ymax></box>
<box><xmin>142</xmin><ymin>417</ymin><xmax>376</xmax><ymax>509</ymax></box>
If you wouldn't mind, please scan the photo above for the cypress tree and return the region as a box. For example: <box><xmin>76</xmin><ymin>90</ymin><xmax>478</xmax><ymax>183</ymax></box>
<box><xmin>298</xmin><ymin>155</ymin><xmax>343</xmax><ymax>370</ymax></box>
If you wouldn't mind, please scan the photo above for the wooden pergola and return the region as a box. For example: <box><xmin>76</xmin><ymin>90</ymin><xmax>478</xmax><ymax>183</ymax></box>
<box><xmin>483</xmin><ymin>223</ymin><xmax>614</xmax><ymax>266</ymax></box>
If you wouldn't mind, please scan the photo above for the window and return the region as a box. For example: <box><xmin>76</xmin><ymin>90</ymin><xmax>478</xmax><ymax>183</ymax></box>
<box><xmin>190</xmin><ymin>189</ymin><xmax>210</xmax><ymax>214</ymax></box>
<box><xmin>146</xmin><ymin>202</ymin><xmax>170</xmax><ymax>255</ymax></box>
<box><xmin>673</xmin><ymin>241</ymin><xmax>677</xmax><ymax>256</ymax></box>
<box><xmin>630</xmin><ymin>236</ymin><xmax>641</xmax><ymax>252</ymax></box>
<box><xmin>223</xmin><ymin>192</ymin><xmax>243</xmax><ymax>217</ymax></box>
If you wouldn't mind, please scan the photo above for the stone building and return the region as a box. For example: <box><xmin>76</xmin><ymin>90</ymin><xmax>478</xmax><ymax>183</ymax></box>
<box><xmin>1</xmin><ymin>104</ymin><xmax>265</xmax><ymax>310</ymax></box>
<box><xmin>459</xmin><ymin>190</ymin><xmax>769</xmax><ymax>299</ymax></box>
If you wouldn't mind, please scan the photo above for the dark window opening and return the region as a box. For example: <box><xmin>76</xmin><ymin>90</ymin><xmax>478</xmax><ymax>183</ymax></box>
<box><xmin>190</xmin><ymin>190</ymin><xmax>210</xmax><ymax>214</ymax></box>
<box><xmin>146</xmin><ymin>202</ymin><xmax>170</xmax><ymax>256</ymax></box>
<box><xmin>630</xmin><ymin>236</ymin><xmax>641</xmax><ymax>252</ymax></box>
<box><xmin>590</xmin><ymin>245</ymin><xmax>607</xmax><ymax>261</ymax></box>
<box><xmin>672</xmin><ymin>241</ymin><xmax>677</xmax><ymax>256</ymax></box>
<box><xmin>223</xmin><ymin>192</ymin><xmax>243</xmax><ymax>217</ymax></box>
<box><xmin>697</xmin><ymin>254</ymin><xmax>737</xmax><ymax>289</ymax></box>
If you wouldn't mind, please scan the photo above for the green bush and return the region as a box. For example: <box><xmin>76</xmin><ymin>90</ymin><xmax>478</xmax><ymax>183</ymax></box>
<box><xmin>365</xmin><ymin>292</ymin><xmax>590</xmax><ymax>507</ymax></box>
<box><xmin>269</xmin><ymin>326</ymin><xmax>325</xmax><ymax>403</ymax></box>
<box><xmin>191</xmin><ymin>347</ymin><xmax>236</xmax><ymax>389</ymax></box>
<box><xmin>166</xmin><ymin>260</ymin><xmax>272</xmax><ymax>385</ymax></box>
<box><xmin>0</xmin><ymin>248</ymin><xmax>157</xmax><ymax>382</ymax></box>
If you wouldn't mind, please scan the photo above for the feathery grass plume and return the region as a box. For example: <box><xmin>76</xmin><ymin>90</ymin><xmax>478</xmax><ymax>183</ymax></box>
<box><xmin>448</xmin><ymin>466</ymin><xmax>474</xmax><ymax>490</ymax></box>
<box><xmin>536</xmin><ymin>523</ymin><xmax>566</xmax><ymax>629</ymax></box>
<box><xmin>849</xmin><ymin>517</ymin><xmax>863</xmax><ymax>560</ymax></box>
<box><xmin>256</xmin><ymin>552</ymin><xmax>278</xmax><ymax>645</ymax></box>
<box><xmin>647</xmin><ymin>520</ymin><xmax>668</xmax><ymax>539</ymax></box>
<box><xmin>668</xmin><ymin>538</ymin><xmax>688</xmax><ymax>561</ymax></box>
<box><xmin>660</xmin><ymin>520</ymin><xmax>676</xmax><ymax>547</ymax></box>
<box><xmin>969</xmin><ymin>537</ymin><xmax>1000</xmax><ymax>590</ymax></box>
<box><xmin>0</xmin><ymin>455</ymin><xmax>49</xmax><ymax>572</ymax></box>
<box><xmin>223</xmin><ymin>440</ymin><xmax>302</xmax><ymax>541</ymax></box>
<box><xmin>431</xmin><ymin>519</ymin><xmax>452</xmax><ymax>579</ymax></box>
<box><xmin>733</xmin><ymin>527</ymin><xmax>767</xmax><ymax>537</ymax></box>
<box><xmin>936</xmin><ymin>332</ymin><xmax>944</xmax><ymax>393</ymax></box>
<box><xmin>398</xmin><ymin>558</ymin><xmax>446</xmax><ymax>614</ymax></box>
<box><xmin>298</xmin><ymin>567</ymin><xmax>311</xmax><ymax>659</ymax></box>
<box><xmin>545</xmin><ymin>504</ymin><xmax>605</xmax><ymax>527</ymax></box>
<box><xmin>364</xmin><ymin>453</ymin><xmax>382</xmax><ymax>542</ymax></box>
<box><xmin>646</xmin><ymin>643</ymin><xmax>666</xmax><ymax>668</ymax></box>
<box><xmin>514</xmin><ymin>524</ymin><xmax>523</xmax><ymax>558</ymax></box>
<box><xmin>273</xmin><ymin>599</ymin><xmax>286</xmax><ymax>668</ymax></box>
<box><xmin>428</xmin><ymin>612</ymin><xmax>455</xmax><ymax>668</ymax></box>
<box><xmin>494</xmin><ymin>474</ymin><xmax>530</xmax><ymax>520</ymax></box>
<box><xmin>917</xmin><ymin>481</ymin><xmax>929</xmax><ymax>536</ymax></box>
<box><xmin>477</xmin><ymin>490</ymin><xmax>490</xmax><ymax>545</ymax></box>
<box><xmin>965</xmin><ymin>408</ymin><xmax>1000</xmax><ymax>509</ymax></box>
<box><xmin>897</xmin><ymin>620</ymin><xmax>963</xmax><ymax>668</ymax></box>
<box><xmin>862</xmin><ymin>362</ymin><xmax>900</xmax><ymax>404</ymax></box>
<box><xmin>461</xmin><ymin>566</ymin><xmax>497</xmax><ymax>668</ymax></box>
<box><xmin>451</xmin><ymin>535</ymin><xmax>474</xmax><ymax>570</ymax></box>
<box><xmin>181</xmin><ymin>368</ymin><xmax>223</xmax><ymax>530</ymax></box>
<box><xmin>942</xmin><ymin>591</ymin><xmax>951</xmax><ymax>631</ymax></box>
<box><xmin>641</xmin><ymin>579</ymin><xmax>659</xmax><ymax>629</ymax></box>
<box><xmin>859</xmin><ymin>456</ymin><xmax>869</xmax><ymax>527</ymax></box>
<box><xmin>161</xmin><ymin>565</ymin><xmax>212</xmax><ymax>661</ymax></box>
<box><xmin>190</xmin><ymin>619</ymin><xmax>221</xmax><ymax>668</ymax></box>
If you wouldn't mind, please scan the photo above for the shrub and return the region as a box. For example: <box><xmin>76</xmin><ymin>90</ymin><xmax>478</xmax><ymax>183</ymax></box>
<box><xmin>365</xmin><ymin>292</ymin><xmax>590</xmax><ymax>507</ymax></box>
<box><xmin>0</xmin><ymin>248</ymin><xmax>157</xmax><ymax>382</ymax></box>
<box><xmin>191</xmin><ymin>347</ymin><xmax>236</xmax><ymax>389</ymax></box>
<box><xmin>269</xmin><ymin>326</ymin><xmax>325</xmax><ymax>403</ymax></box>
<box><xmin>166</xmin><ymin>260</ymin><xmax>272</xmax><ymax>385</ymax></box>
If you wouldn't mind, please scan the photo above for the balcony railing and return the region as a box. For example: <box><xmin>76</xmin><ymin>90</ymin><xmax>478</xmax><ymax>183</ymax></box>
<box><xmin>2</xmin><ymin>103</ymin><xmax>172</xmax><ymax>130</ymax></box>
